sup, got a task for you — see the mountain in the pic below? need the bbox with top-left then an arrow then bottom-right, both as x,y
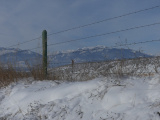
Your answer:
0,46 -> 152,69
0,47 -> 42,68
49,46 -> 152,67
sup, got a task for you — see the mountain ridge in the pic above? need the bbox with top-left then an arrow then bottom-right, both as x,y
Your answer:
0,46 -> 152,68
49,46 -> 152,67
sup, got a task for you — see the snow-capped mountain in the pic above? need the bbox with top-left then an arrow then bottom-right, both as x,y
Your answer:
0,47 -> 42,68
0,46 -> 152,68
49,46 -> 152,67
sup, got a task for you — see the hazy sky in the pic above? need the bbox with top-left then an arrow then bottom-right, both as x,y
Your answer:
0,0 -> 160,55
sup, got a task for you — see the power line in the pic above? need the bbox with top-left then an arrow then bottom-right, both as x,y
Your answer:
17,36 -> 160,63
47,38 -> 160,58
47,5 -> 160,36
7,50 -> 159,71
47,22 -> 160,47
112,39 -> 160,47
6,5 -> 160,49
21,49 -> 155,66
9,23 -> 160,61
12,37 -> 159,66
7,36 -> 41,48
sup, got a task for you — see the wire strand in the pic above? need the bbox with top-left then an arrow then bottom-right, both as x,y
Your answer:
6,5 -> 160,49
47,22 -> 160,47
47,5 -> 160,36
7,36 -> 41,48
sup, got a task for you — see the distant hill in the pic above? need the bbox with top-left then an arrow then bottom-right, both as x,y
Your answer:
49,46 -> 152,67
0,47 -> 42,69
0,46 -> 152,69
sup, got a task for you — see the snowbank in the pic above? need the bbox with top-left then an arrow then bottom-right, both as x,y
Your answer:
1,76 -> 160,120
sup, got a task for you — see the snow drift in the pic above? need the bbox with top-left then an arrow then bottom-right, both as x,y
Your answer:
1,75 -> 160,120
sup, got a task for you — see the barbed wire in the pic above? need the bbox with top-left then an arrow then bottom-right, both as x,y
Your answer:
7,36 -> 42,48
6,5 -> 160,49
4,22 -> 160,66
47,5 -> 160,36
47,38 -> 160,57
47,22 -> 160,47
1,5 -> 160,118
6,36 -> 160,66
28,22 -> 160,51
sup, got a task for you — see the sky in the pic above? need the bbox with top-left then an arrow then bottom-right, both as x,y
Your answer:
0,0 -> 160,55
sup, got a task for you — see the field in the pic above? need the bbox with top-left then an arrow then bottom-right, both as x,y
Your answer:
0,57 -> 160,119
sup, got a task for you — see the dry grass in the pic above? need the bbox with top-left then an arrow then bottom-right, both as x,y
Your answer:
50,56 -> 160,81
0,62 -> 45,87
0,56 -> 160,87
0,65 -> 29,87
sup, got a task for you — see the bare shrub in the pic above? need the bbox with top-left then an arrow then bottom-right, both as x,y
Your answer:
49,56 -> 160,81
0,63 -> 29,87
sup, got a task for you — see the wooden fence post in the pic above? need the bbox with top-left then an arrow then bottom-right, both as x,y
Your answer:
72,59 -> 74,73
42,30 -> 47,78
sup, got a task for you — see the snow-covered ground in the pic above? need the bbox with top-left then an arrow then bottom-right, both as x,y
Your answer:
1,75 -> 160,120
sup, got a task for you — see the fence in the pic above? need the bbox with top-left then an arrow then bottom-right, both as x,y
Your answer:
0,4 -> 160,81
1,4 -> 160,119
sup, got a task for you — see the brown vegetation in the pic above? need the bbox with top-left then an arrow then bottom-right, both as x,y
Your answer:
0,56 -> 160,87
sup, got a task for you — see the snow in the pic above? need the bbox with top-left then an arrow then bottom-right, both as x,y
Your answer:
0,49 -> 17,55
51,46 -> 106,55
1,76 -> 160,119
